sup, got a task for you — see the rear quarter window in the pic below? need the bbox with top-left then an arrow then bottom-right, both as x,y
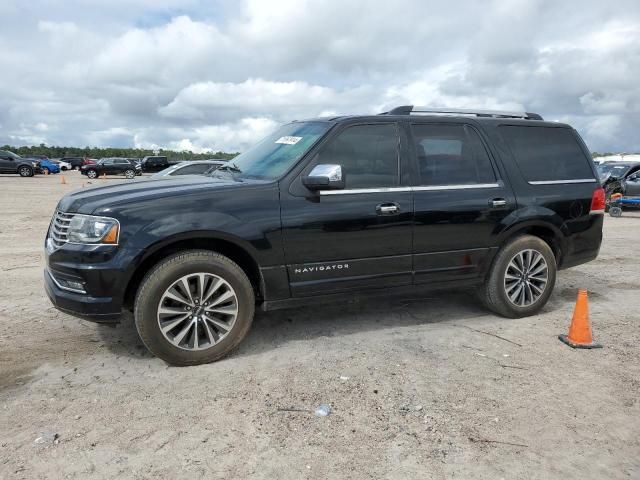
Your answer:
499,126 -> 595,182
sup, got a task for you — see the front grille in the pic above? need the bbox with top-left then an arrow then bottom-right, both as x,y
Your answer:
49,211 -> 76,249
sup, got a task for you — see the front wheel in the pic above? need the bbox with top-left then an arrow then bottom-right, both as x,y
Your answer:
18,166 -> 33,177
86,169 -> 98,179
480,235 -> 556,318
134,250 -> 255,366
124,169 -> 135,179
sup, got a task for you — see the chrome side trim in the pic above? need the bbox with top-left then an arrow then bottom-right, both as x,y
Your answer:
321,187 -> 411,195
412,183 -> 499,191
528,179 -> 596,185
319,183 -> 499,195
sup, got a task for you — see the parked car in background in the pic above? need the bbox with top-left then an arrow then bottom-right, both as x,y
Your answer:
0,150 -> 39,177
45,106 -> 604,365
60,157 -> 86,170
621,170 -> 640,197
141,156 -> 169,172
52,159 -> 72,171
81,158 -> 142,179
596,161 -> 640,208
37,158 -> 61,174
149,160 -> 226,180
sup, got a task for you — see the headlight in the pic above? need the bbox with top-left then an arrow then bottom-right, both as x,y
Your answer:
32,162 -> 38,167
67,215 -> 120,244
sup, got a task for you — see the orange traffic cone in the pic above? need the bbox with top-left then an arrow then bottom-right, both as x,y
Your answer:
102,172 -> 107,179
559,289 -> 602,349
60,175 -> 67,185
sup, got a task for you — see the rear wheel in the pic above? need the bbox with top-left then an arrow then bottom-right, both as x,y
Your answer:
480,235 -> 556,318
18,166 -> 33,177
86,169 -> 98,179
124,169 -> 135,179
134,250 -> 255,366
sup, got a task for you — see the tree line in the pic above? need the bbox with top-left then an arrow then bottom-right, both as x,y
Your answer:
1,144 -> 239,161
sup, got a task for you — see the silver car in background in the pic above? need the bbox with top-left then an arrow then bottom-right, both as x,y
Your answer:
149,160 -> 226,180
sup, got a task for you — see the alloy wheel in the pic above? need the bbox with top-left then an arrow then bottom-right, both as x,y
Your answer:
157,273 -> 239,351
503,249 -> 548,307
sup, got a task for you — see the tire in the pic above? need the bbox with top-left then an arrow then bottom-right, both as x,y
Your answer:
124,169 -> 135,179
134,250 -> 255,366
18,166 -> 33,177
86,169 -> 98,179
61,166 -> 68,171
480,235 -> 556,318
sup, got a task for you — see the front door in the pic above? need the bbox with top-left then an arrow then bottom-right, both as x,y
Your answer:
409,121 -> 516,284
280,122 -> 413,296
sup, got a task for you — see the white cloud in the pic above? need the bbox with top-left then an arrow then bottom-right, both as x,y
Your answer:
0,1 -> 639,153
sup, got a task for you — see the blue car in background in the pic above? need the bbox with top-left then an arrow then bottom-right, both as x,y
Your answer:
36,158 -> 60,174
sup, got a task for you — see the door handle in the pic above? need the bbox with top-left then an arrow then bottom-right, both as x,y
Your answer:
490,198 -> 508,208
376,203 -> 400,215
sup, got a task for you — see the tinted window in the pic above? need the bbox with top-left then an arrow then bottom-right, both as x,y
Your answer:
217,122 -> 330,181
314,124 -> 399,189
172,164 -> 210,175
411,124 -> 495,186
500,126 -> 594,182
102,159 -> 114,165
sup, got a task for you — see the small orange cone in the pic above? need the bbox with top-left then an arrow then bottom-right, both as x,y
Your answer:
559,289 -> 602,349
102,172 -> 107,179
60,175 -> 67,185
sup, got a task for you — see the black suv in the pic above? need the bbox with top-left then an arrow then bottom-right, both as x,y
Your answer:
141,156 -> 169,172
81,158 -> 142,179
0,150 -> 40,177
45,107 -> 604,365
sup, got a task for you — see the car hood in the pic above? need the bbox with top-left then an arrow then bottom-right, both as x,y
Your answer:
57,175 -> 269,215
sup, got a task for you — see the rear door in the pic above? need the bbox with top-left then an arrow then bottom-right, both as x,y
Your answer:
280,122 -> 414,296
409,121 -> 516,284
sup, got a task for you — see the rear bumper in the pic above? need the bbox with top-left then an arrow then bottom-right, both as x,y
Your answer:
558,214 -> 603,270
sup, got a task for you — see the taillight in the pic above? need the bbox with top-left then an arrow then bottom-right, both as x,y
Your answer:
590,187 -> 605,214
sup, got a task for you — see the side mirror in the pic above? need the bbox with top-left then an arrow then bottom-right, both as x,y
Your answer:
302,164 -> 345,191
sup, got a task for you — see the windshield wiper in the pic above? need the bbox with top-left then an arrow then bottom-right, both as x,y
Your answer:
216,163 -> 242,173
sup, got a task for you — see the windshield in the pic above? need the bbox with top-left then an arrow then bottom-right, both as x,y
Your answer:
597,164 -> 630,179
209,122 -> 331,180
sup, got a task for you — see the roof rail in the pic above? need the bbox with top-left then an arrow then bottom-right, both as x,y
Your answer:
382,105 -> 543,120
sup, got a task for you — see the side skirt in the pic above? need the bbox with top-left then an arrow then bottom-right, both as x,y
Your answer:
260,278 -> 482,312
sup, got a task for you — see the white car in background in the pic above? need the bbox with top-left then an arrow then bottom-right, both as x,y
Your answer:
149,160 -> 227,180
52,159 -> 72,171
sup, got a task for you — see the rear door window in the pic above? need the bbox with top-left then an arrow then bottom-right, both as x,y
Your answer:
499,126 -> 595,182
411,123 -> 496,186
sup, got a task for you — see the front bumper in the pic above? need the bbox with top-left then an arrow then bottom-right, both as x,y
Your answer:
44,242 -> 144,324
45,269 -> 122,322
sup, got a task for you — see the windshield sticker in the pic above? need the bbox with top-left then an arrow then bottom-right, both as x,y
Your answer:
275,136 -> 302,145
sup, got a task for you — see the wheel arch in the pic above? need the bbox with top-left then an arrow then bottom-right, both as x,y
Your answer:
123,234 -> 262,310
498,221 -> 565,265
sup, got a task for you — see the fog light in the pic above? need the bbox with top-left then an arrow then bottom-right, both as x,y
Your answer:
49,270 -> 87,294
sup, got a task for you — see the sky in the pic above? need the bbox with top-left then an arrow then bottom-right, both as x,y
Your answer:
0,0 -> 638,153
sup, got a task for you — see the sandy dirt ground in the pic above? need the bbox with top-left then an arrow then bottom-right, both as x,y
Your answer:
0,172 -> 639,479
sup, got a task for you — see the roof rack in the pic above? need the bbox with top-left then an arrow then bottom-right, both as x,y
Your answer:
381,106 -> 543,120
